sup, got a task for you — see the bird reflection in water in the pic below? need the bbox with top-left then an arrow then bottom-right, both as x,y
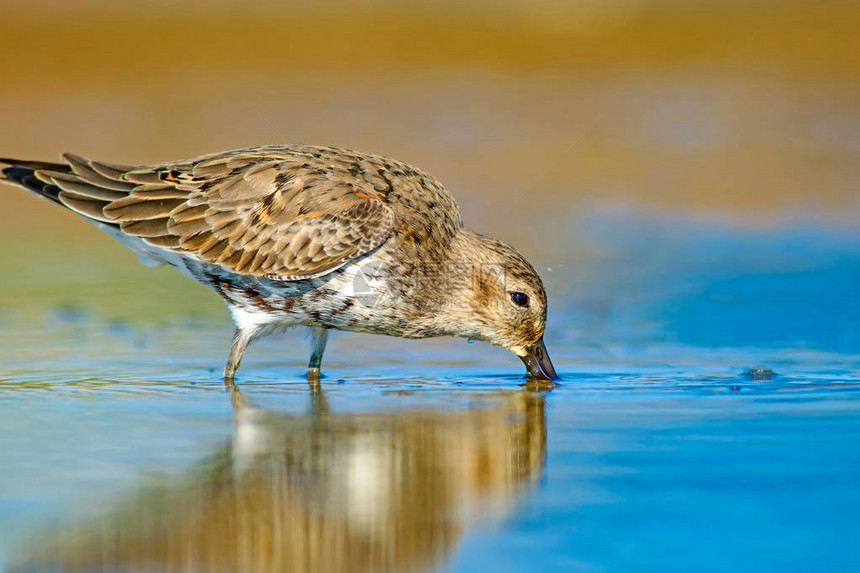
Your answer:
12,383 -> 547,573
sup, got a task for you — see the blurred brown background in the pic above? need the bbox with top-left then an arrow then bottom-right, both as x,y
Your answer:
1,0 -> 858,318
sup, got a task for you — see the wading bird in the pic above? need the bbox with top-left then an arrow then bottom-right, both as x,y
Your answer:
1,145 -> 557,381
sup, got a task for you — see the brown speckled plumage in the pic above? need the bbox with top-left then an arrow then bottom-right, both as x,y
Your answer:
1,145 -> 557,381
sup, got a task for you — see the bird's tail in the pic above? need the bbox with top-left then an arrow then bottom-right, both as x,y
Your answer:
0,157 -> 72,205
0,155 -> 173,269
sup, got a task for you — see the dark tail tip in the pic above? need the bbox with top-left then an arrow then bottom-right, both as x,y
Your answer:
0,157 -> 71,171
1,162 -> 64,204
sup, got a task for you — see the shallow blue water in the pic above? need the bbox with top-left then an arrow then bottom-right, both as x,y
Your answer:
1,211 -> 858,572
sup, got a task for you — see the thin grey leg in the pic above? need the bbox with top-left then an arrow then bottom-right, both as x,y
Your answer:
224,327 -> 253,383
307,326 -> 328,378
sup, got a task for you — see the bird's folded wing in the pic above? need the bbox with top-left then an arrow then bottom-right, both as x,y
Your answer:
35,148 -> 395,279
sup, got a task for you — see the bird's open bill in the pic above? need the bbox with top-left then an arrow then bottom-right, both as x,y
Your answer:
520,337 -> 559,380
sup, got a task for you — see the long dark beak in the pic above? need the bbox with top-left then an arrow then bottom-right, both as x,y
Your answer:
519,337 -> 559,380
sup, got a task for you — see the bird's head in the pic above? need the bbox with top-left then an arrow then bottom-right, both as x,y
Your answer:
439,232 -> 558,380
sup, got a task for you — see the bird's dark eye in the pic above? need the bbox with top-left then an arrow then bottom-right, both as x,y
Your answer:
510,292 -> 529,307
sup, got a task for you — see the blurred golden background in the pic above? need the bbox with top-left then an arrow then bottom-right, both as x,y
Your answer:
1,0 -> 858,318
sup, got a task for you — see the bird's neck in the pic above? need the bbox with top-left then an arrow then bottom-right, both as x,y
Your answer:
403,230 -> 495,340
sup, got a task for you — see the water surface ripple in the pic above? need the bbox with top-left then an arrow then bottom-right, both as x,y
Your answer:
1,213 -> 858,572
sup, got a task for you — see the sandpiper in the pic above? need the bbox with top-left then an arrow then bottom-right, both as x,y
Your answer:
1,145 -> 557,381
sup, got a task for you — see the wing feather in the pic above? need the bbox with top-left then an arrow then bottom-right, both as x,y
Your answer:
104,197 -> 187,221
13,145 -> 425,279
57,193 -> 114,222
89,160 -> 135,180
120,218 -> 170,237
62,153 -> 136,191
39,170 -> 128,201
